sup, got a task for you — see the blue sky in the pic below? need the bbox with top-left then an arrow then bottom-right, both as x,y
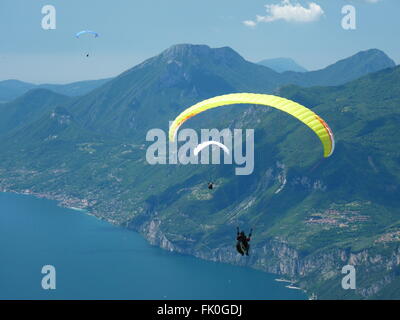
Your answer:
0,0 -> 398,83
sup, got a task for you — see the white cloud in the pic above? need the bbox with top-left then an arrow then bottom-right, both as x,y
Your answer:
243,20 -> 257,28
243,0 -> 324,27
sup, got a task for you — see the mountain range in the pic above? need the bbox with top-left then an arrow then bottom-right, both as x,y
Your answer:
0,78 -> 111,103
0,44 -> 398,299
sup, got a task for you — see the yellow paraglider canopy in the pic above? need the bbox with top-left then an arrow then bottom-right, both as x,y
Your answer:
169,93 -> 334,157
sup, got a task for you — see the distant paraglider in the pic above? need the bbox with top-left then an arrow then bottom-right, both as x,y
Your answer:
194,142 -> 229,190
75,30 -> 99,58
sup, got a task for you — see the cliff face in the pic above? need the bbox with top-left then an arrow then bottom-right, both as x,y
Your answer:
129,214 -> 400,299
126,152 -> 400,300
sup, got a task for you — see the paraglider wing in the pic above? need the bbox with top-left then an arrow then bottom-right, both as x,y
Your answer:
194,141 -> 230,156
169,93 -> 334,158
75,30 -> 99,38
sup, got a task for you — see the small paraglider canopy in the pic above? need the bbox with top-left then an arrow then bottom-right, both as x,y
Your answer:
194,141 -> 230,157
75,30 -> 99,38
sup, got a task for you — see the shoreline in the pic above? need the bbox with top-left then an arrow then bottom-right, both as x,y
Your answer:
274,278 -> 293,283
68,206 -> 87,212
275,278 -> 308,296
0,188 -> 310,299
285,285 -> 302,290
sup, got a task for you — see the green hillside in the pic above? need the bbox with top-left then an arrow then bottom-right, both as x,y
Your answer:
0,45 -> 399,299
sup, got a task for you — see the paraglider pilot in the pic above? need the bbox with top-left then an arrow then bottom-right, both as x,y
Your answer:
236,227 -> 252,256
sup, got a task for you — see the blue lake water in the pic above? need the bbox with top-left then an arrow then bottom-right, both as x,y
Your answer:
0,192 -> 306,300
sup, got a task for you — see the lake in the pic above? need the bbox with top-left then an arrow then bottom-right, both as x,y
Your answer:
0,192 -> 306,300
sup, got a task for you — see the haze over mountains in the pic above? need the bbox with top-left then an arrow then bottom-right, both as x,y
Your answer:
0,46 -> 394,103
0,44 -> 399,299
258,57 -> 308,73
0,78 -> 111,103
4,45 -> 395,140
